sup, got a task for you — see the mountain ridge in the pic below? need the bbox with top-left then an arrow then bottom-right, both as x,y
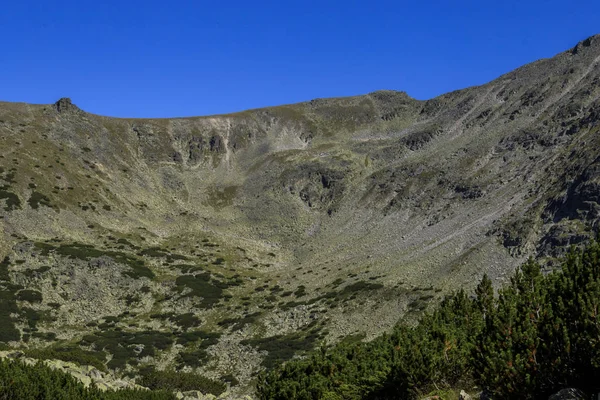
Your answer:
1,34 -> 600,395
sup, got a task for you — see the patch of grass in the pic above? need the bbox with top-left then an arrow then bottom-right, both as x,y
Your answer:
213,257 -> 225,265
175,349 -> 210,368
174,273 -> 223,308
166,254 -> 189,262
177,264 -> 204,274
220,373 -> 239,387
294,285 -> 307,297
408,299 -> 428,312
0,289 -> 20,342
172,313 -> 201,330
31,331 -> 57,341
175,330 -> 221,366
140,247 -> 169,258
241,327 -> 325,369
22,265 -> 51,278
176,330 -> 220,347
203,185 -> 238,210
16,289 -> 42,303
24,345 -> 108,372
138,366 -> 226,396
331,278 -> 344,287
34,242 -> 154,280
278,280 -> 384,311
19,307 -> 44,329
116,238 -> 136,247
0,258 -> 20,342
151,312 -> 201,331
124,263 -> 154,280
0,256 -> 10,281
28,191 -> 52,209
217,312 -> 262,331
339,281 -> 384,295
0,186 -> 21,211
81,329 -> 174,370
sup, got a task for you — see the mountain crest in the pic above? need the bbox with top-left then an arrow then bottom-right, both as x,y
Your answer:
571,34 -> 600,54
54,97 -> 81,114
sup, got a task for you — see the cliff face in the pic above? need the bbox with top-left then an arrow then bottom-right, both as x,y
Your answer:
1,35 -> 600,392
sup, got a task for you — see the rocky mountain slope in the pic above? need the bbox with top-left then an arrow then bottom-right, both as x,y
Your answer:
1,34 -> 600,395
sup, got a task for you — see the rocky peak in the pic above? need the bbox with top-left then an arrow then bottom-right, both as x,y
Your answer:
54,97 -> 81,114
571,34 -> 600,55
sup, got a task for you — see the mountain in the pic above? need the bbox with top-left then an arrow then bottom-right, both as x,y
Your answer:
1,34 -> 600,395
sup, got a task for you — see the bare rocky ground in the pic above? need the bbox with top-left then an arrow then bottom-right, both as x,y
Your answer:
1,35 -> 600,396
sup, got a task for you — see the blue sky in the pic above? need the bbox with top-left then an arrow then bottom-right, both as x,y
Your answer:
1,1 -> 599,118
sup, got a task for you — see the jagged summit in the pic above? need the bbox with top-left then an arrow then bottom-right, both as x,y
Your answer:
54,97 -> 81,113
571,33 -> 600,54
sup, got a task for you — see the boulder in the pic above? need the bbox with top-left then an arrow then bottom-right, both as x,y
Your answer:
45,359 -> 65,370
71,371 -> 92,387
548,388 -> 587,400
22,358 -> 37,366
459,390 -> 472,400
54,98 -> 81,113
182,390 -> 203,399
95,382 -> 110,392
87,367 -> 104,380
111,379 -> 131,389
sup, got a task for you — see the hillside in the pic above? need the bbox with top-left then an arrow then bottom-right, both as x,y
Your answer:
1,34 -> 600,395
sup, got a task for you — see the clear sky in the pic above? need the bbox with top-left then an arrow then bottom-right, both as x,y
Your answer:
2,1 -> 599,118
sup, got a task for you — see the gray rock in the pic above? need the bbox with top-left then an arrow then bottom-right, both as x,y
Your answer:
87,367 -> 104,380
459,390 -> 472,400
132,344 -> 145,355
182,390 -> 203,400
111,379 -> 131,389
95,382 -> 110,392
22,358 -> 37,366
54,97 -> 81,113
548,388 -> 587,400
71,372 -> 92,387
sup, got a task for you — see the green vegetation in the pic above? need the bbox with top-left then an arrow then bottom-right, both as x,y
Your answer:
34,242 -> 154,280
176,330 -> 221,367
0,257 -> 20,343
243,325 -> 326,369
256,241 -> 600,399
16,289 -> 43,303
174,273 -> 223,308
138,366 -> 226,396
149,312 -> 201,330
81,329 -> 174,370
0,358 -> 175,399
204,185 -> 238,210
28,191 -> 52,209
218,312 -> 262,331
0,185 -> 21,211
24,345 -> 108,372
176,330 -> 220,347
278,280 -> 383,311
